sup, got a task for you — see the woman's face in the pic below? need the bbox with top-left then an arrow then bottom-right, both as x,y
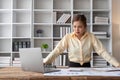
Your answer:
73,21 -> 86,37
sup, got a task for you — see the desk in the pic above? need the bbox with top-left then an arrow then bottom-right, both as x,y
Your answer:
0,67 -> 120,80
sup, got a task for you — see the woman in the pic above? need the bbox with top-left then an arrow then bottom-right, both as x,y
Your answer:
44,14 -> 120,67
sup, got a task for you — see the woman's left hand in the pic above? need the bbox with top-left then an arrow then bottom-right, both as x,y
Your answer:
116,64 -> 120,68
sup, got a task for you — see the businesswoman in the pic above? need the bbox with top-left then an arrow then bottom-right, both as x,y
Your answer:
44,14 -> 120,67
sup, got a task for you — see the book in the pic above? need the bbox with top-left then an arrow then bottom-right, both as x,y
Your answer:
0,57 -> 11,60
63,55 -> 66,66
54,56 -> 60,66
53,12 -> 57,23
0,64 -> 10,67
93,31 -> 108,38
13,64 -> 21,67
13,60 -> 21,64
14,58 -> 20,61
0,60 -> 10,64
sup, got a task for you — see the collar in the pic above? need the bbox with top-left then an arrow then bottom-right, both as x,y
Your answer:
71,31 -> 88,39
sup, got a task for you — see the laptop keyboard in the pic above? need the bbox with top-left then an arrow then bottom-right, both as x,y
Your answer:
44,64 -> 56,68
44,64 -> 59,72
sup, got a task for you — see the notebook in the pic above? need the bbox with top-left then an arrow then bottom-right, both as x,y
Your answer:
19,48 -> 60,73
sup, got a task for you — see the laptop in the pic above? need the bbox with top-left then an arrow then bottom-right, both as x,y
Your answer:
19,48 -> 60,73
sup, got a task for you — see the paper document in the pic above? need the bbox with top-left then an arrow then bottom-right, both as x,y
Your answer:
44,67 -> 120,76
92,67 -> 120,72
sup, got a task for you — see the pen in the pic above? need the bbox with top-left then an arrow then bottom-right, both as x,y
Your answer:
106,69 -> 120,72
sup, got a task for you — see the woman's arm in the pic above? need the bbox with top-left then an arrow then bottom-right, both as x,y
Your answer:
91,34 -> 120,67
43,34 -> 69,64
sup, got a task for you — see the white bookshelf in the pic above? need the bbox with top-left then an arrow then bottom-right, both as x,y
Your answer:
0,0 -> 12,67
0,0 -> 112,67
92,0 -> 112,67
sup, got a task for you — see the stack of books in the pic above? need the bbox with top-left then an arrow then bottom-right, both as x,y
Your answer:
0,57 -> 10,67
13,58 -> 21,67
93,53 -> 108,67
94,16 -> 109,24
57,13 -> 71,24
93,59 -> 107,67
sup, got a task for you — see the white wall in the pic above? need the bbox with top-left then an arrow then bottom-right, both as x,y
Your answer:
112,0 -> 120,62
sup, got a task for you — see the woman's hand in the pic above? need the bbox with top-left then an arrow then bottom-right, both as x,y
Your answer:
116,64 -> 120,68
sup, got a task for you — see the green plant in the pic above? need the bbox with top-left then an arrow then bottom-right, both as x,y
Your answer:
41,43 -> 49,49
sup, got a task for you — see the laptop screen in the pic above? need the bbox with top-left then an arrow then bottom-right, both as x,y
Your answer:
19,48 -> 45,73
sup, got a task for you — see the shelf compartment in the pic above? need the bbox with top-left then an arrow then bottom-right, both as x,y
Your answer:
12,53 -> 20,59
93,11 -> 110,24
0,39 -> 11,52
34,39 -> 52,51
0,12 -> 12,23
87,25 -> 91,32
53,0 -> 71,10
13,11 -> 31,23
93,25 -> 110,34
92,25 -> 111,39
73,0 -> 91,10
34,0 -> 52,10
0,25 -> 12,37
55,11 -> 71,24
42,52 -> 49,58
0,0 -> 12,9
100,39 -> 111,52
93,0 -> 110,9
34,11 -> 52,23
34,25 -> 52,37
12,24 -> 31,37
13,0 -> 32,9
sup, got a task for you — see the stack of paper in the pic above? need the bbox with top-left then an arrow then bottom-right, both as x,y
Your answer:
44,68 -> 120,76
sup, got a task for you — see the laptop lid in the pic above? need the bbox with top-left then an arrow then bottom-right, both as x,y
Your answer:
19,48 -> 45,73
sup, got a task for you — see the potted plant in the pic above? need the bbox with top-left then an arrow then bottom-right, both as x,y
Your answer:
41,43 -> 49,52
